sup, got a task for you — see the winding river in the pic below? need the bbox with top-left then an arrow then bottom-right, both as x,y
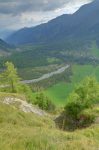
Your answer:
22,65 -> 70,84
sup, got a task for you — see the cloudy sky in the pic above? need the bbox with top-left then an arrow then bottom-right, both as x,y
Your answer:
0,0 -> 93,38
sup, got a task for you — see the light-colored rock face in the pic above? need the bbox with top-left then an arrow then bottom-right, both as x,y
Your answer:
3,97 -> 46,116
22,65 -> 70,84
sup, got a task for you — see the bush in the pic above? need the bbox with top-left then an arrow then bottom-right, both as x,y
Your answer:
78,110 -> 95,128
35,93 -> 56,112
18,84 -> 34,103
63,77 -> 99,130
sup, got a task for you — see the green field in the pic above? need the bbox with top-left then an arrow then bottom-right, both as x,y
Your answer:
44,65 -> 99,106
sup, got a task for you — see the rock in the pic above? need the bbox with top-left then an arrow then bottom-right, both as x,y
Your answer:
3,97 -> 47,116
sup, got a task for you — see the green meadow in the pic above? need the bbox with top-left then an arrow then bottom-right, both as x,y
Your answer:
45,65 -> 99,106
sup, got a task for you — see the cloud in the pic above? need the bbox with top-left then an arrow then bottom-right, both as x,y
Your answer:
0,0 -> 69,15
0,0 -> 93,15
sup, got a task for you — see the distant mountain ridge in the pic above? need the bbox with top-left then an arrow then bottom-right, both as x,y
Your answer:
0,39 -> 13,56
6,0 -> 99,50
0,39 -> 11,51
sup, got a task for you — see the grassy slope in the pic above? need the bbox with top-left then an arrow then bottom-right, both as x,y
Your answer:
0,93 -> 99,150
45,65 -> 99,106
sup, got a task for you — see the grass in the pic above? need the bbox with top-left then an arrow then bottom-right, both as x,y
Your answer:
45,82 -> 73,106
0,93 -> 99,150
44,65 -> 99,106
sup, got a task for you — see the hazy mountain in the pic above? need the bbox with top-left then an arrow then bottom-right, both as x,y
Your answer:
0,29 -> 15,40
0,39 -> 13,56
7,0 -> 99,50
0,39 -> 10,50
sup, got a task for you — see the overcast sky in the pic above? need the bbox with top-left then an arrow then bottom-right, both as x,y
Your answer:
0,0 -> 93,32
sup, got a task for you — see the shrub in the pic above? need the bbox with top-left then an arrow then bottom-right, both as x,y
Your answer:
78,109 -> 95,128
63,77 -> 99,130
35,93 -> 56,112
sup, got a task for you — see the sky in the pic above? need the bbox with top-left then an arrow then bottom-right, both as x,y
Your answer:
0,0 -> 93,38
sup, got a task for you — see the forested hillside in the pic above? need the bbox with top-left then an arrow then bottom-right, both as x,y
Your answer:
0,39 -> 12,56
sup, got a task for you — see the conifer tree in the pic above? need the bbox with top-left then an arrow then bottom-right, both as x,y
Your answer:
0,62 -> 21,93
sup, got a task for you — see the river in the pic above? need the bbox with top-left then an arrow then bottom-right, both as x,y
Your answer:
22,65 -> 70,84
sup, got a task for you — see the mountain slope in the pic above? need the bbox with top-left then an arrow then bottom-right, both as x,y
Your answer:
7,0 -> 99,49
0,92 -> 99,150
0,39 -> 10,51
0,39 -> 12,56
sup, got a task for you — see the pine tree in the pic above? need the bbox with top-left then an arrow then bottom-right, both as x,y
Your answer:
0,62 -> 21,93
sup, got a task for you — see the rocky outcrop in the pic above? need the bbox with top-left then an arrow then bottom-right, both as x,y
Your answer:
3,97 -> 47,116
